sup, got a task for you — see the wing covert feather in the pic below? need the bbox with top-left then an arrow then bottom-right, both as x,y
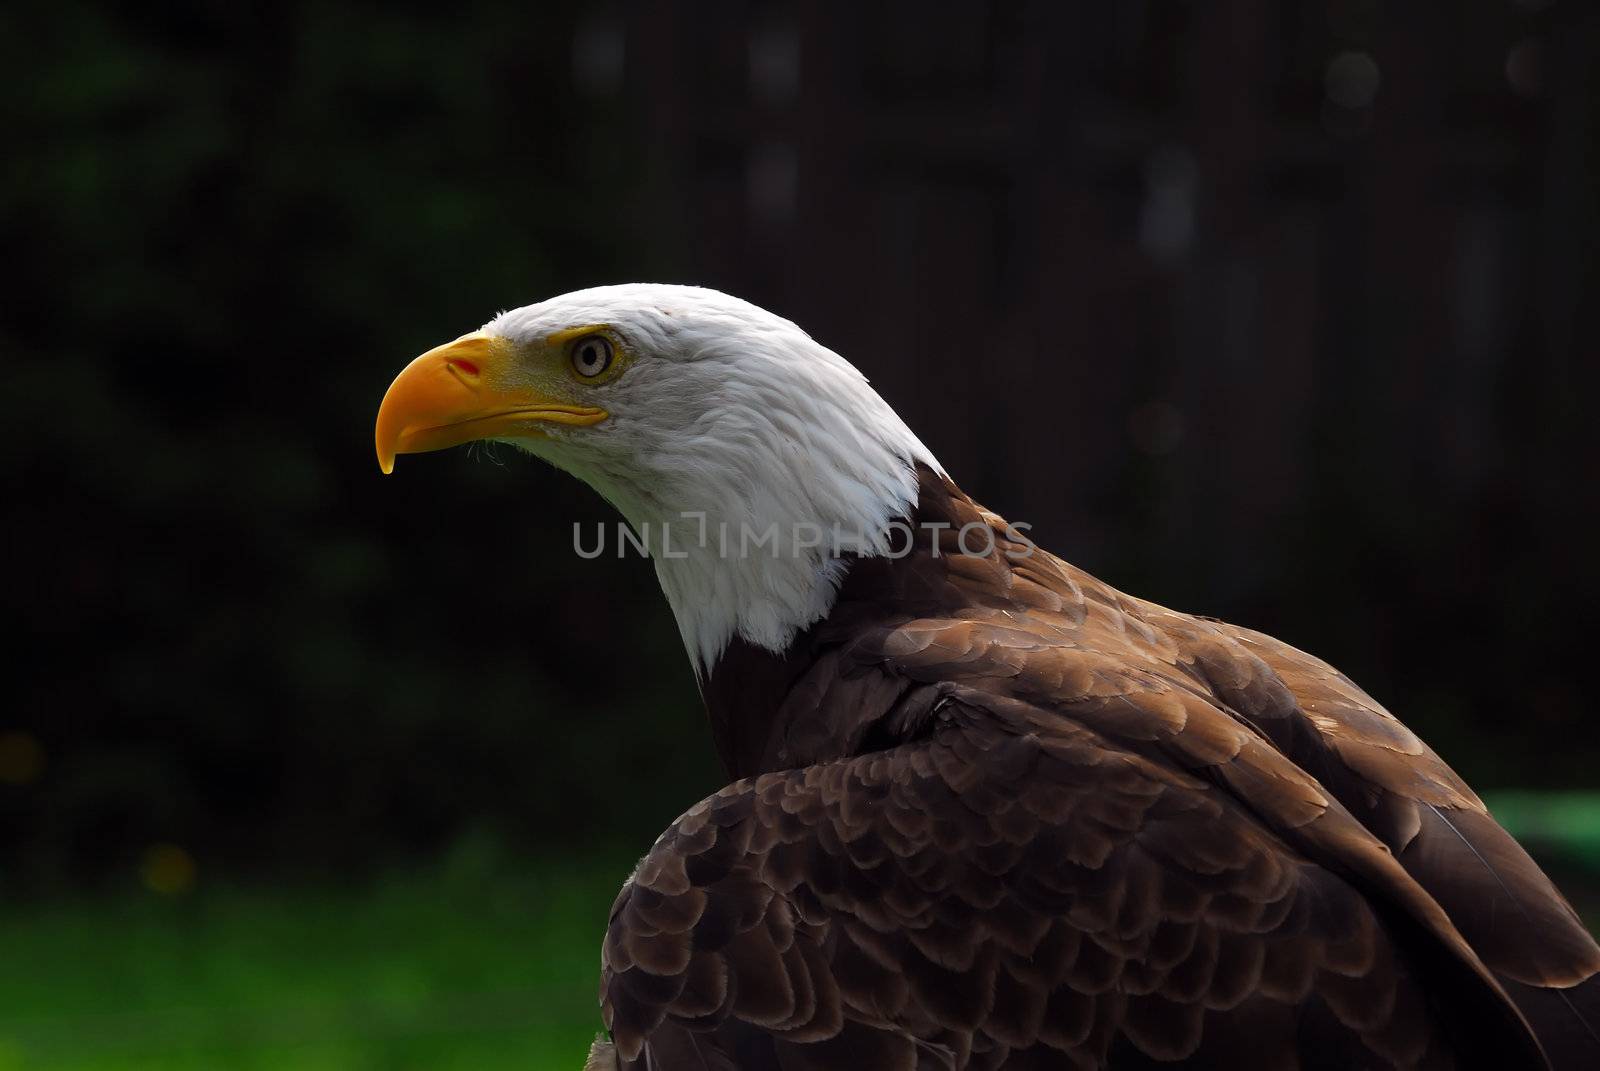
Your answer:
600,721 -> 1525,1069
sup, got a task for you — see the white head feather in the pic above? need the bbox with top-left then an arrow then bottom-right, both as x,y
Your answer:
484,284 -> 943,675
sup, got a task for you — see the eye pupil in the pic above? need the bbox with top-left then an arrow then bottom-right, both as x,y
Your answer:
572,335 -> 613,377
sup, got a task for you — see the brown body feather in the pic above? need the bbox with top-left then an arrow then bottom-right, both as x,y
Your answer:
596,468 -> 1599,1069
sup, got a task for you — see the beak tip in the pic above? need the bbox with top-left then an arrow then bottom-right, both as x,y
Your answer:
376,436 -> 396,475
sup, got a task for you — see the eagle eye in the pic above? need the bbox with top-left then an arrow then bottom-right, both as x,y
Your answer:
569,334 -> 614,379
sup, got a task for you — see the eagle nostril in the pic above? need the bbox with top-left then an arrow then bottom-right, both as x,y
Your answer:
448,358 -> 480,378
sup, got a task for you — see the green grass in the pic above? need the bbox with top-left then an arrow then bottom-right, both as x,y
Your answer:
0,798 -> 1595,1070
0,843 -> 633,1071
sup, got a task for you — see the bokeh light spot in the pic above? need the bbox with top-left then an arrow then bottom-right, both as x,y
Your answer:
141,844 -> 197,896
1129,401 -> 1186,456
1506,39 -> 1542,100
0,732 -> 43,786
1325,51 -> 1382,109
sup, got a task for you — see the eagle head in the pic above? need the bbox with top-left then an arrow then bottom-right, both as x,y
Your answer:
374,283 -> 941,671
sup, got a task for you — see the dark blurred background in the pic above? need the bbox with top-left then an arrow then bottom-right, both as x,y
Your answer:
4,1 -> 1598,1067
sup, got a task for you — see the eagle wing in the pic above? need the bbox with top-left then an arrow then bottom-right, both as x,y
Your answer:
1179,616 -> 1600,1066
884,505 -> 1599,1068
599,704 -> 1541,1069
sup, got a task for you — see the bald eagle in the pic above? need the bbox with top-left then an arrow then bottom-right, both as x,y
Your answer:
376,285 -> 1599,1070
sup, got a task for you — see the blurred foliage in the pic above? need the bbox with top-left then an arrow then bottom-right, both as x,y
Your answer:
2,0 -> 718,895
3,0 -> 1597,909
0,840 -> 630,1068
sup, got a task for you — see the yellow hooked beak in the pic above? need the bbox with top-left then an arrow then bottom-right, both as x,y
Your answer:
374,333 -> 607,474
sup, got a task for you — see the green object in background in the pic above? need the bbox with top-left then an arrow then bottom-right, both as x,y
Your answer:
1484,791 -> 1600,870
0,849 -> 630,1071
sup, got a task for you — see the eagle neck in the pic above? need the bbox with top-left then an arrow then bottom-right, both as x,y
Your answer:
613,443 -> 940,680
699,467 -> 992,778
